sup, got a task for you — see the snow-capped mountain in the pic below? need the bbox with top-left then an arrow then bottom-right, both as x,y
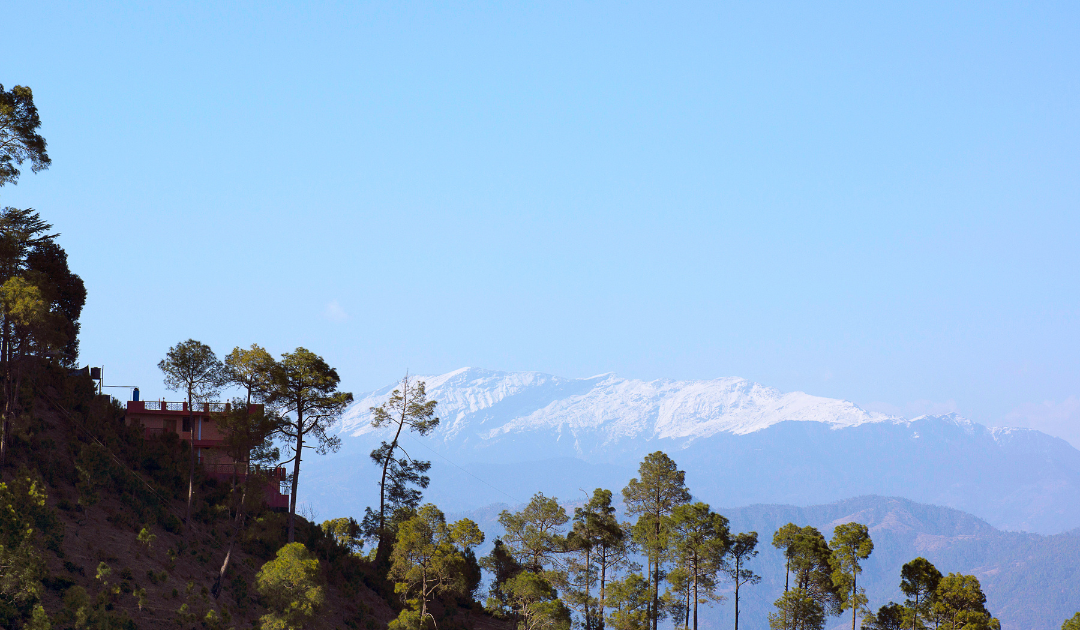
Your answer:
300,368 -> 1080,535
339,367 -> 903,461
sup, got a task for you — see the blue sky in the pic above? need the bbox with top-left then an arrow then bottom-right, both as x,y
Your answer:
4,2 -> 1079,446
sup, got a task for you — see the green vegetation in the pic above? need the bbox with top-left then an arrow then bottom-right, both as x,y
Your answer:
255,543 -> 325,630
365,375 -> 439,568
1063,612 -> 1080,630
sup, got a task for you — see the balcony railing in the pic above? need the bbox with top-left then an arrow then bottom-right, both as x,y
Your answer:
200,462 -> 288,480
129,401 -> 261,414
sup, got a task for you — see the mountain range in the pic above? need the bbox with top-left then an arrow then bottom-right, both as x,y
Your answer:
301,367 -> 1080,535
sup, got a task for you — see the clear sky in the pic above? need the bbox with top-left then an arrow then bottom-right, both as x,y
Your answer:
4,2 -> 1079,447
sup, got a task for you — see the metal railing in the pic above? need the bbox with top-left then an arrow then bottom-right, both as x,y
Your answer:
130,401 -> 250,413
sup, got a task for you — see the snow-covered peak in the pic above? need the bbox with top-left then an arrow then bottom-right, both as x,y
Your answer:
340,368 -> 902,449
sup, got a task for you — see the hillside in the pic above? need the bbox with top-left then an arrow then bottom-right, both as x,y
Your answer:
0,366 -> 506,630
301,367 -> 1080,534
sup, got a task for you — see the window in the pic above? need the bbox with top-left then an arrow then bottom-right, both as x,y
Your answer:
182,416 -> 191,432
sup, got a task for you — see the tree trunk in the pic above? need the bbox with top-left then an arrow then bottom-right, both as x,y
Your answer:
584,545 -> 592,630
287,412 -> 303,543
186,392 -> 195,527
212,480 -> 248,598
851,571 -> 857,630
375,407 -> 407,568
599,547 -> 608,630
733,556 -> 740,630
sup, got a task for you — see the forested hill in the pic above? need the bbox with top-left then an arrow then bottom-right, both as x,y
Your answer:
301,367 -> 1080,534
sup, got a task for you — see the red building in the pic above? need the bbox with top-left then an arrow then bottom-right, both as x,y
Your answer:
125,400 -> 289,510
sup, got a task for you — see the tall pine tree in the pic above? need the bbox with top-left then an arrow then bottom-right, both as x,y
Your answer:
622,451 -> 690,630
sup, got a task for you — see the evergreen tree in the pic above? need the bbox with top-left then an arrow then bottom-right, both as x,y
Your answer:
158,339 -> 224,527
501,571 -> 572,630
900,557 -> 941,630
605,574 -> 651,630
498,492 -> 569,577
268,347 -> 353,543
861,603 -> 909,630
769,590 -> 826,630
321,517 -> 364,554
622,451 -> 691,630
0,84 -> 50,188
564,488 -> 624,630
771,525 -> 840,630
930,574 -> 1000,630
0,209 -> 83,467
387,504 -> 484,629
721,531 -> 761,630
481,538 -> 525,613
666,502 -> 730,630
1062,612 -> 1080,630
365,374 -> 439,567
255,543 -> 325,630
790,526 -> 841,615
829,522 -> 874,630
772,523 -> 800,594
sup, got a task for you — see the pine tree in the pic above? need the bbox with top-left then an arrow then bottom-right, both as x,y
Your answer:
565,489 -> 625,630
772,523 -> 800,595
900,557 -> 941,630
498,492 -> 569,577
722,531 -> 760,630
268,347 -> 353,543
930,574 -> 1000,630
387,504 -> 484,629
365,374 -> 439,568
621,451 -> 691,630
666,502 -> 730,630
0,84 -> 51,188
158,339 -> 224,527
829,522 -> 873,630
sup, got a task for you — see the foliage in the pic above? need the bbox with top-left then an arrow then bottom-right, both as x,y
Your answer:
1063,612 -> 1080,630
665,501 -> 730,630
0,470 -> 53,624
388,504 -> 483,627
222,344 -> 276,404
0,84 -> 51,187
622,451 -> 691,630
900,557 -> 941,630
829,522 -> 873,630
498,492 -> 569,576
158,340 -> 225,403
321,517 -> 364,554
269,347 -> 353,543
563,488 -> 625,630
860,602 -> 910,630
255,542 -> 326,630
159,338 -> 225,526
502,571 -> 572,630
605,574 -> 651,630
769,589 -> 826,630
722,531 -> 761,630
365,375 -> 439,564
481,538 -> 525,613
930,573 -> 1000,630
